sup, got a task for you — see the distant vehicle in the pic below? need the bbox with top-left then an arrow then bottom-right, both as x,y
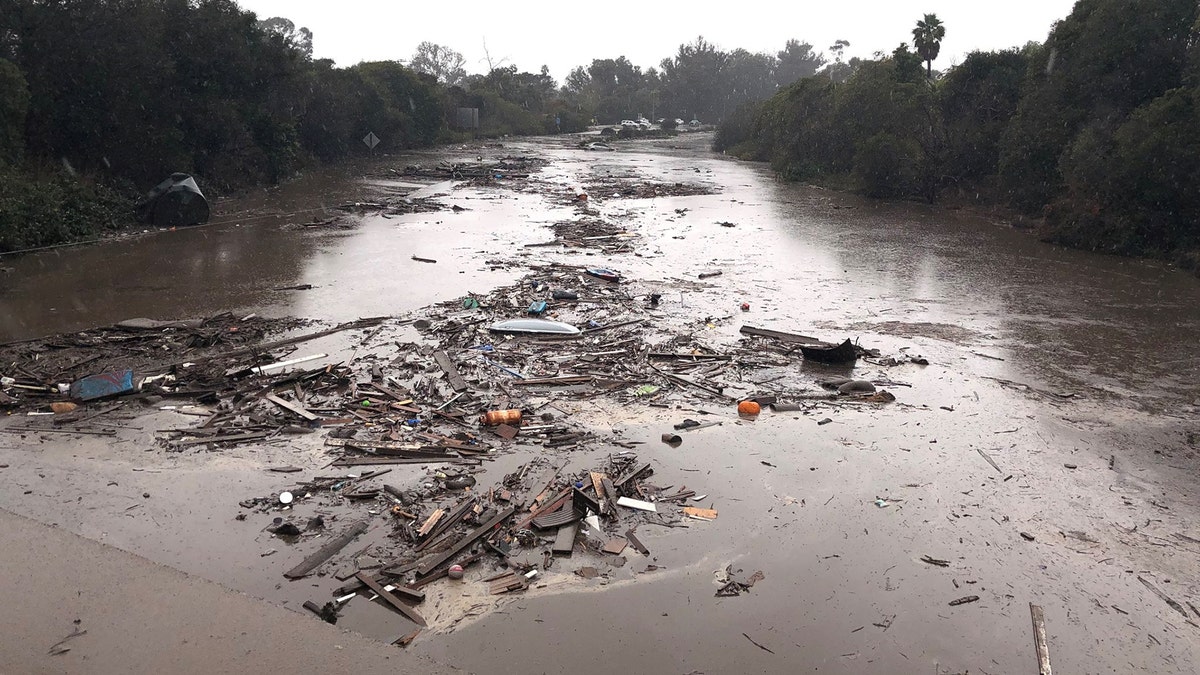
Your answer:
674,118 -> 685,125
620,120 -> 638,128
689,119 -> 701,127
636,119 -> 651,129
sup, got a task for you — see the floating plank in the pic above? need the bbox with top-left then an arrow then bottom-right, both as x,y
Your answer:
356,572 -> 427,626
1030,603 -> 1053,675
553,522 -> 579,556
433,351 -> 468,392
285,520 -> 369,579
416,506 -> 516,576
616,497 -> 657,512
739,325 -> 820,344
263,393 -> 320,421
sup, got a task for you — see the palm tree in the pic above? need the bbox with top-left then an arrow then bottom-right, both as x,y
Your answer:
912,14 -> 946,79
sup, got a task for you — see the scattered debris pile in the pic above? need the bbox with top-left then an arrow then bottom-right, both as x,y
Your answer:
251,449 -> 715,642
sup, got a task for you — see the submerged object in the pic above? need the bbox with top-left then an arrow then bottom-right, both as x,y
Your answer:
586,268 -> 621,282
798,338 -> 858,364
488,318 -> 581,336
137,173 -> 210,227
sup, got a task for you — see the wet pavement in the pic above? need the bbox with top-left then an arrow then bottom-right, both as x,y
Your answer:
3,132 -> 1200,674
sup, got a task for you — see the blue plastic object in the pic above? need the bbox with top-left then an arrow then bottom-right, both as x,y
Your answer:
70,370 -> 136,401
528,301 -> 549,315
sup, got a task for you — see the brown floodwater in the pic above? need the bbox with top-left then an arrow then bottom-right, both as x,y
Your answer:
2,133 -> 1199,674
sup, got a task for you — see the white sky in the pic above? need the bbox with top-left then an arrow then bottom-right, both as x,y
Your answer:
235,0 -> 1079,81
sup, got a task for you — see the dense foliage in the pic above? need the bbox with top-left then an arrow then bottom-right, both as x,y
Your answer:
717,0 -> 1200,268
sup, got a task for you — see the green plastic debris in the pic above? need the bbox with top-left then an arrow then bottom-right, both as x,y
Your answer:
633,384 -> 661,396
462,297 -> 480,309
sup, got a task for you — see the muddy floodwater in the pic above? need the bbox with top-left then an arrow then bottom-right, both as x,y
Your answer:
2,133 -> 1200,674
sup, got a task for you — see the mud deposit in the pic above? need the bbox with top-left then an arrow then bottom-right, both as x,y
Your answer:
3,133 -> 1200,674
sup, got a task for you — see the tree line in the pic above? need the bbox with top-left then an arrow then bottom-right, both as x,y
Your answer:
0,0 -> 847,251
716,1 -> 1200,268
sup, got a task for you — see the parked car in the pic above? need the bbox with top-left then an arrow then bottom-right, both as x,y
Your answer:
620,120 -> 638,128
689,119 -> 701,127
674,118 -> 685,125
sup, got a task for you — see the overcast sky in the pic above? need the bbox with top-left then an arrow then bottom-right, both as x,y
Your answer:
235,0 -> 1079,81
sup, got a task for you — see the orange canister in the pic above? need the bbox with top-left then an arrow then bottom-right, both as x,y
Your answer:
480,409 -> 522,426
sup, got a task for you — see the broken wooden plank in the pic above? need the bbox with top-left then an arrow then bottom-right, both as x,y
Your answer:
976,448 -> 1003,474
613,462 -> 653,489
511,375 -> 594,387
1137,575 -> 1190,618
739,325 -> 821,344
263,393 -> 320,422
433,351 -> 468,392
1030,603 -> 1053,675
415,497 -> 477,551
285,520 -> 369,579
682,506 -> 718,520
333,455 -> 477,467
625,529 -> 649,555
173,431 -> 270,446
552,522 -> 579,556
515,487 -> 572,530
417,509 -> 445,537
416,506 -> 515,576
356,572 -> 427,626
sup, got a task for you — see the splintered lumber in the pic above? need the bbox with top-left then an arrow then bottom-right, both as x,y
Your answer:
682,506 -> 718,520
417,509 -> 445,537
739,325 -> 820,344
1030,603 -> 1053,675
552,522 -> 579,556
433,351 -> 468,392
416,506 -> 515,576
332,456 -> 477,466
415,497 -> 477,551
263,393 -> 320,421
285,520 -> 369,579
515,487 -> 572,530
613,462 -> 653,489
511,375 -> 593,386
174,431 -> 270,446
356,572 -> 427,626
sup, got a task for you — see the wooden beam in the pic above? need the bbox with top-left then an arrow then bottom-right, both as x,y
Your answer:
433,351 -> 468,392
263,393 -> 320,421
1030,603 -> 1052,675
356,572 -> 427,626
416,506 -> 515,576
285,520 -> 369,579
